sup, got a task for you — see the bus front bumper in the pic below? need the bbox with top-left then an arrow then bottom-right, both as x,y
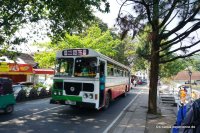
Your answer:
50,99 -> 96,108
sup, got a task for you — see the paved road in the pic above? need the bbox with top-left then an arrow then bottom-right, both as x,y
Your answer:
0,89 -> 138,133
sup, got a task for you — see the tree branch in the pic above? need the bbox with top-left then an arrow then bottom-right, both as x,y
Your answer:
160,22 -> 200,52
160,49 -> 200,64
159,0 -> 179,28
160,11 -> 180,36
141,0 -> 153,26
160,40 -> 200,58
162,3 -> 200,39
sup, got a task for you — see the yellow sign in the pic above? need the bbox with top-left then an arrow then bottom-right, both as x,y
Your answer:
0,62 -> 9,72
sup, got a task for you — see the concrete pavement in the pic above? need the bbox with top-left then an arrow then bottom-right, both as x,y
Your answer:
108,86 -> 176,133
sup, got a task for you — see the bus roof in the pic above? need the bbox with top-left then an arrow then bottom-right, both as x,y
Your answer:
56,48 -> 131,71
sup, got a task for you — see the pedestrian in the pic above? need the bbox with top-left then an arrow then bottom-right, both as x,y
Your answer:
131,77 -> 134,89
172,103 -> 188,133
133,80 -> 137,87
180,98 -> 200,133
172,87 -> 188,133
179,87 -> 187,104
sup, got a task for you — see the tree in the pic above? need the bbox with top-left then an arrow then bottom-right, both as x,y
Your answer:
133,26 -> 187,78
114,36 -> 136,66
34,25 -> 120,68
0,0 -> 110,51
117,0 -> 200,114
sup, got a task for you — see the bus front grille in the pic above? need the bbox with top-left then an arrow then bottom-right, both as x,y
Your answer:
83,83 -> 94,92
64,82 -> 82,95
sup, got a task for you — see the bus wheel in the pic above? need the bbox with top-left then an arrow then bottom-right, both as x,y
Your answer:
5,105 -> 14,114
122,90 -> 127,97
103,92 -> 110,110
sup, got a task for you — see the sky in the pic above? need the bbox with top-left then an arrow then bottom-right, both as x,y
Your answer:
94,0 -> 122,28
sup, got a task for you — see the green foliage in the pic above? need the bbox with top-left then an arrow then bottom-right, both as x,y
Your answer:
114,36 -> 137,66
34,52 -> 55,68
44,0 -> 110,43
0,47 -> 21,61
193,61 -> 200,71
0,0 -> 109,52
189,55 -> 200,71
34,25 -> 120,68
133,57 -> 148,72
159,59 -> 187,78
0,0 -> 49,48
92,17 -> 109,32
33,83 -> 46,90
132,26 -> 151,72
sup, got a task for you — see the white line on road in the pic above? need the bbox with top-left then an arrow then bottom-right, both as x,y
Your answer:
103,90 -> 142,133
0,105 -> 65,125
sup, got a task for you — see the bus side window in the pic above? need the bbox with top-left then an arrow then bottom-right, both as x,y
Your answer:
110,68 -> 114,76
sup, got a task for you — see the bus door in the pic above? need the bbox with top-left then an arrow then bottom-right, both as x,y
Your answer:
99,60 -> 105,107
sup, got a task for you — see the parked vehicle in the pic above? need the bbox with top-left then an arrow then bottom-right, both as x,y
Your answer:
13,85 -> 27,101
13,82 -> 34,100
0,78 -> 16,114
137,80 -> 143,85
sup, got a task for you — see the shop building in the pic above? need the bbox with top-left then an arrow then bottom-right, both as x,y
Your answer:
0,53 -> 54,84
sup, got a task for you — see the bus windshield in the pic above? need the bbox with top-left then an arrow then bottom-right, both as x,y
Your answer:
74,57 -> 97,77
55,58 -> 73,77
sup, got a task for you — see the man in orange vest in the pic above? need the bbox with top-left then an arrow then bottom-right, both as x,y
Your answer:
179,87 -> 187,105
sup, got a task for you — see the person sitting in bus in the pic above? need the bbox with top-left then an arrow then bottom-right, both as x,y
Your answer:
82,66 -> 89,76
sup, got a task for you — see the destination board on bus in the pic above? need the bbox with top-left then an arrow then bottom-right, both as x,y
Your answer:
62,49 -> 89,56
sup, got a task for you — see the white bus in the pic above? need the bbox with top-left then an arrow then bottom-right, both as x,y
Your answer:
50,48 -> 131,109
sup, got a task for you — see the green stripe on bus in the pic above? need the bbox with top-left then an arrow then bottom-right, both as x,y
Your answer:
54,79 -> 63,82
52,95 -> 82,102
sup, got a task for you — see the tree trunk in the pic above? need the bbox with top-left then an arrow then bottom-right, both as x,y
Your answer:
148,0 -> 160,114
148,41 -> 159,114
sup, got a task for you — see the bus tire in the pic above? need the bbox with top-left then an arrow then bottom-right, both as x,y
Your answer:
103,92 -> 110,110
122,91 -> 127,97
5,105 -> 14,114
122,87 -> 127,97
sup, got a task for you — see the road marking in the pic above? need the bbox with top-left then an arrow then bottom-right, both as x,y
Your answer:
103,90 -> 142,133
0,105 -> 65,125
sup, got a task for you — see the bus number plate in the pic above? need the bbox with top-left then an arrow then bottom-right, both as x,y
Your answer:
65,101 -> 76,105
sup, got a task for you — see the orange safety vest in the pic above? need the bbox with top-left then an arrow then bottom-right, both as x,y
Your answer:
180,89 -> 187,99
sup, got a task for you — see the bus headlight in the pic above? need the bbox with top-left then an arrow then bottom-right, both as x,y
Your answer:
83,93 -> 88,98
89,94 -> 93,99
